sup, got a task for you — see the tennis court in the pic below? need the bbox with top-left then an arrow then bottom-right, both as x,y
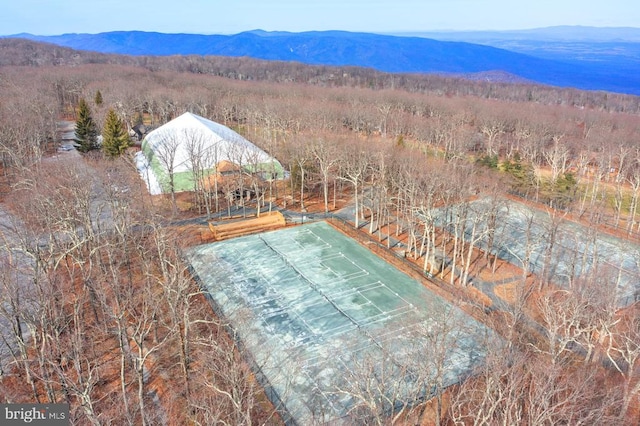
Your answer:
432,198 -> 640,306
185,221 -> 491,424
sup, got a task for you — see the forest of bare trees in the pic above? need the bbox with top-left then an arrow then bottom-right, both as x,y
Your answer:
0,39 -> 639,424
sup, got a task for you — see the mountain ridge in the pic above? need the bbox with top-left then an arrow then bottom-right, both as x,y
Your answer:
5,29 -> 640,95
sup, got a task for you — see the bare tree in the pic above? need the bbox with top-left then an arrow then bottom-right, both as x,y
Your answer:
480,119 -> 505,157
449,345 -> 621,425
339,141 -> 372,228
147,129 -> 182,214
128,276 -> 172,426
626,157 -> 640,236
310,136 -> 339,213
606,308 -> 640,421
542,134 -> 570,183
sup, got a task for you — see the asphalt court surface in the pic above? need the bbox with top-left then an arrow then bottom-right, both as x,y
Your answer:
186,221 -> 489,423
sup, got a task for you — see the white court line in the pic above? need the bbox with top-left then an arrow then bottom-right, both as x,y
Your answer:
307,319 -> 357,338
254,227 -> 425,355
312,280 -> 383,302
294,252 -> 343,267
263,229 -> 332,254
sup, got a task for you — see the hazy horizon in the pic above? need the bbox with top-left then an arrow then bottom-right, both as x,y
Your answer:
3,0 -> 638,36
5,25 -> 640,38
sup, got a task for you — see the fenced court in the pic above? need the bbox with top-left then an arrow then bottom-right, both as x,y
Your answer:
185,221 -> 491,424
432,198 -> 640,306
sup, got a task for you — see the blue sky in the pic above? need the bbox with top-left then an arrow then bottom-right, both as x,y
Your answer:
2,0 -> 638,35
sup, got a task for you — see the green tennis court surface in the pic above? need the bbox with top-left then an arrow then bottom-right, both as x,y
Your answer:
186,221 -> 491,424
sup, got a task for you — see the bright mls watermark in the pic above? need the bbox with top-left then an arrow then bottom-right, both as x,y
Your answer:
1,404 -> 69,425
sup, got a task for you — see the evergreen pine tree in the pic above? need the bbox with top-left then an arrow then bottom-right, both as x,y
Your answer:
94,90 -> 103,106
102,109 -> 131,158
74,98 -> 98,153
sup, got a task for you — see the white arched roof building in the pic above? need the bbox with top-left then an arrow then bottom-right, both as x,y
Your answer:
136,112 -> 282,194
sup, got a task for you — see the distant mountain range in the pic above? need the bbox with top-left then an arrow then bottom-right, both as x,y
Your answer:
402,26 -> 640,69
5,27 -> 640,95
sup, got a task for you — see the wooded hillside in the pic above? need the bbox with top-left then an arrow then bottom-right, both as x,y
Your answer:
0,40 -> 639,424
